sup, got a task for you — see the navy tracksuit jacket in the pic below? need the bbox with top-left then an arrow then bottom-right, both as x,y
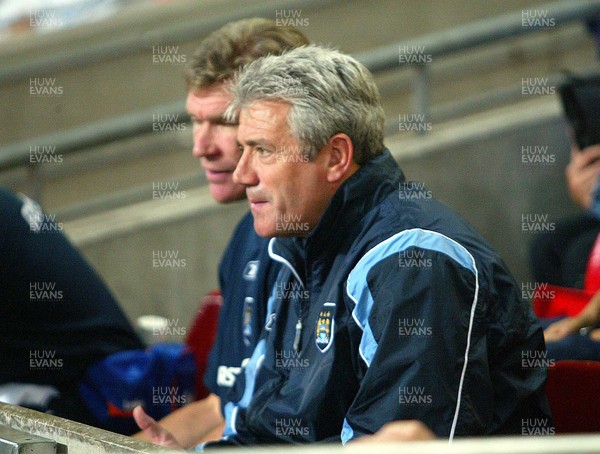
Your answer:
205,149 -> 551,447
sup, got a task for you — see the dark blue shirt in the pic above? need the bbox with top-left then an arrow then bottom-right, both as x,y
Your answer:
204,211 -> 279,409
0,188 -> 144,390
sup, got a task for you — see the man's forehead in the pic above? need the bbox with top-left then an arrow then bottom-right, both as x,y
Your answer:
186,85 -> 232,115
239,101 -> 289,126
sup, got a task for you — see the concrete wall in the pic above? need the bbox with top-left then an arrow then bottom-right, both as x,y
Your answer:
0,0 -> 551,143
389,97 -> 578,287
4,0 -> 594,215
65,188 -> 247,332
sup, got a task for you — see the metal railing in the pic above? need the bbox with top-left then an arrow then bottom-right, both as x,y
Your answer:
0,100 -> 186,172
1,0 -> 599,211
0,0 -> 342,86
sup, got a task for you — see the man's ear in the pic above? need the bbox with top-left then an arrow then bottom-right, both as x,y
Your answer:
325,133 -> 355,183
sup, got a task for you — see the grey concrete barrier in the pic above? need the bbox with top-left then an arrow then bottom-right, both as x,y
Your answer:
0,402 -> 174,454
2,402 -> 600,453
0,425 -> 58,453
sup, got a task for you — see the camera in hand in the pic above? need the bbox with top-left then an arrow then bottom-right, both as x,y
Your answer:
558,75 -> 600,149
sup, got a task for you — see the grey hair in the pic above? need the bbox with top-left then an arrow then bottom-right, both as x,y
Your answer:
225,45 -> 385,164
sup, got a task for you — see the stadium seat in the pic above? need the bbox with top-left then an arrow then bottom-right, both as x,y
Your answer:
533,233 -> 600,318
533,285 -> 591,318
584,234 -> 600,293
546,360 -> 600,433
185,291 -> 222,400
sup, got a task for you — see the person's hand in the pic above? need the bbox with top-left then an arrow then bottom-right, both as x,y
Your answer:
565,144 -> 600,209
545,290 -> 600,342
351,420 -> 436,444
544,316 -> 584,342
133,406 -> 184,450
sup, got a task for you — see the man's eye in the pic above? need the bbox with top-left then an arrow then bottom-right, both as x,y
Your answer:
237,144 -> 244,153
256,147 -> 270,155
217,119 -> 238,127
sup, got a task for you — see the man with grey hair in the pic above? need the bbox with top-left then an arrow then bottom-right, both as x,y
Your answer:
132,18 -> 309,448
200,44 -> 551,445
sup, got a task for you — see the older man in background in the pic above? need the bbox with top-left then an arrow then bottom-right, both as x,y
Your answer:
133,18 -> 309,448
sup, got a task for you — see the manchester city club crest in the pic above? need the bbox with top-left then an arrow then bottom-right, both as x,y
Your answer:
242,261 -> 259,281
315,302 -> 335,352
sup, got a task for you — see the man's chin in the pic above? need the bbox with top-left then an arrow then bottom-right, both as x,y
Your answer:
209,184 -> 246,204
252,222 -> 277,239
253,223 -> 304,239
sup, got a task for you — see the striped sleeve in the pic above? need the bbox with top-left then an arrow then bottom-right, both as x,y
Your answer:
342,229 -> 483,443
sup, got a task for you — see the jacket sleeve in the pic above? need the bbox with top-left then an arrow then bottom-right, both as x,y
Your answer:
590,175 -> 600,219
341,229 -> 500,442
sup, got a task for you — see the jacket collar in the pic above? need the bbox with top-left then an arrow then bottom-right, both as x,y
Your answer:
269,149 -> 405,279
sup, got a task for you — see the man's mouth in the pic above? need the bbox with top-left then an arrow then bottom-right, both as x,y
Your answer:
248,197 -> 268,210
205,169 -> 233,183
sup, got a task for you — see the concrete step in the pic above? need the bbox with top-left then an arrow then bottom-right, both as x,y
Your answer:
3,0 -> 590,215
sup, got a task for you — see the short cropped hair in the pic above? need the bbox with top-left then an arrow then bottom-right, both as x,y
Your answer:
226,45 -> 385,165
185,18 -> 310,90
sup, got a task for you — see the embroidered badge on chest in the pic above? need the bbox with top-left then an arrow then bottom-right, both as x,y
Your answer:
315,302 -> 336,352
243,261 -> 259,281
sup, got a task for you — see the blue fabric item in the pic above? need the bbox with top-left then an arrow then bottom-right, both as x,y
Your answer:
79,343 -> 195,434
203,211 -> 279,411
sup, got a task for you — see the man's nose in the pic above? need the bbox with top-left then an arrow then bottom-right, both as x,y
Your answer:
233,148 -> 258,186
192,122 -> 216,158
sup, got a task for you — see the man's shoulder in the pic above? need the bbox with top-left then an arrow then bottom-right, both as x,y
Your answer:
0,188 -> 22,218
349,193 -> 503,284
0,189 -> 40,234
